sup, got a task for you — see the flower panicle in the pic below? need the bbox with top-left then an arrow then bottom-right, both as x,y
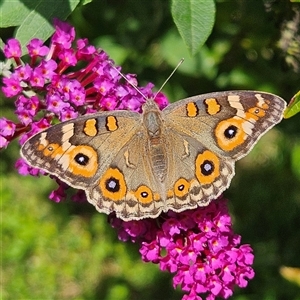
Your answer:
110,196 -> 255,300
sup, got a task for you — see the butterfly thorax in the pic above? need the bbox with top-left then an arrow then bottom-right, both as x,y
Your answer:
143,100 -> 167,183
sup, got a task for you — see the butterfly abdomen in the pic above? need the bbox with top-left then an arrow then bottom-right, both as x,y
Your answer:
143,102 -> 168,182
149,142 -> 167,183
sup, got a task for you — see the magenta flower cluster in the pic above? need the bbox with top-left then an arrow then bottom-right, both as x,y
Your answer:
1,19 -> 255,299
110,196 -> 254,300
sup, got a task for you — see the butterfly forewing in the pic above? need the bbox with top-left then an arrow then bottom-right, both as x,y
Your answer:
21,110 -> 142,189
163,91 -> 286,159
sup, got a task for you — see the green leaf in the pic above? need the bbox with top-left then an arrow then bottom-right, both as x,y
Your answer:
159,29 -> 218,79
291,143 -> 300,180
80,0 -> 93,5
0,0 -> 80,54
284,90 -> 300,118
0,38 -> 4,51
171,0 -> 215,55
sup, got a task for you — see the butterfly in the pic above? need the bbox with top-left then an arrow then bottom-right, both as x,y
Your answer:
21,91 -> 286,221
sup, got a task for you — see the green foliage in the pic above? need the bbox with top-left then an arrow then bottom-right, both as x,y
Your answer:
2,174 -> 165,300
171,0 -> 215,55
291,142 -> 300,180
0,0 -> 80,53
284,91 -> 300,118
1,0 -> 300,299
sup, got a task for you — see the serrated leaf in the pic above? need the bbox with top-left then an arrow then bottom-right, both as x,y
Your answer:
171,0 -> 215,56
0,0 -> 80,54
284,90 -> 300,118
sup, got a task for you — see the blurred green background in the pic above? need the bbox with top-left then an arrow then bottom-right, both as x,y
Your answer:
1,0 -> 300,299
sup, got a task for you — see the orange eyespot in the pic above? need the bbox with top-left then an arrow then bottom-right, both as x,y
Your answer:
134,185 -> 153,204
99,167 -> 127,201
67,145 -> 98,177
215,118 -> 247,151
247,107 -> 265,118
195,151 -> 220,185
43,143 -> 61,157
174,178 -> 190,198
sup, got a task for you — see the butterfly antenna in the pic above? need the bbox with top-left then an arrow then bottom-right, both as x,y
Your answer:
109,58 -> 184,100
153,58 -> 184,100
109,62 -> 148,101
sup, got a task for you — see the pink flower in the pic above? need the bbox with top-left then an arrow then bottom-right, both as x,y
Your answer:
27,38 -> 49,57
52,18 -> 76,49
49,181 -> 68,202
13,64 -> 32,81
0,136 -> 8,148
3,38 -> 22,59
0,118 -> 16,136
15,158 -> 42,176
2,77 -> 22,97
